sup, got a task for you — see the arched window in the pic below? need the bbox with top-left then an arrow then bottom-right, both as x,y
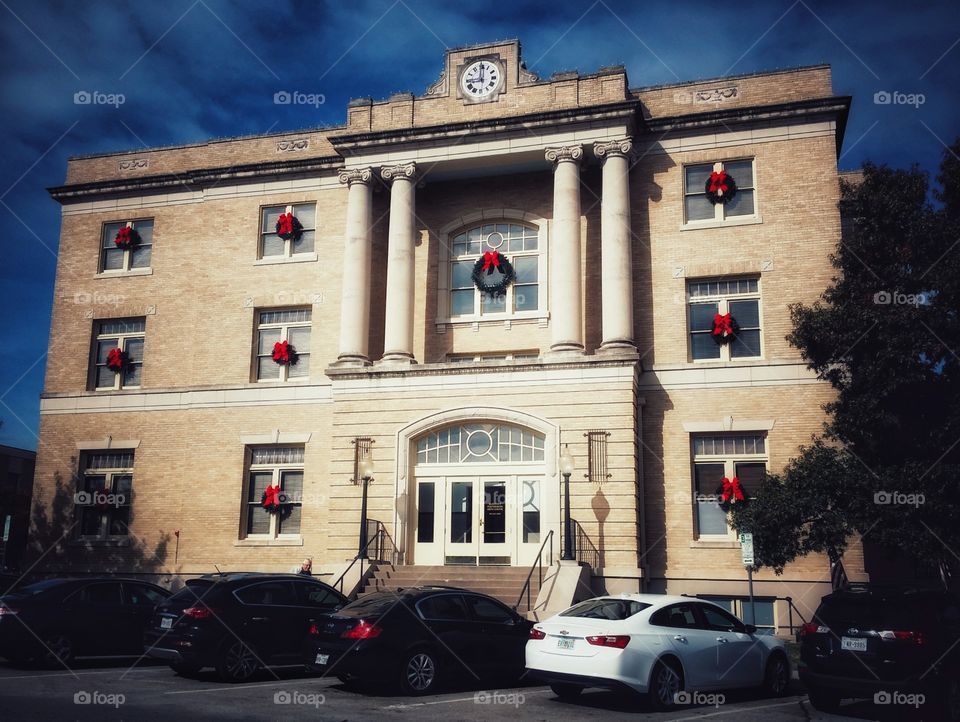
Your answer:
448,222 -> 541,319
416,423 -> 545,464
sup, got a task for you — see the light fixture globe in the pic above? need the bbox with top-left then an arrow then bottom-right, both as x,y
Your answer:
359,455 -> 375,480
559,447 -> 575,476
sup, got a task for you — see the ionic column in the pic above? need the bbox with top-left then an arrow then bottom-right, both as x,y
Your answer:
545,144 -> 584,353
594,138 -> 636,352
380,162 -> 418,364
335,167 -> 374,365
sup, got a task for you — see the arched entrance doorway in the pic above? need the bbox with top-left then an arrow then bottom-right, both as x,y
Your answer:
394,409 -> 560,566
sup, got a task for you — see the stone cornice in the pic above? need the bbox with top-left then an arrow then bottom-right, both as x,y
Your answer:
325,355 -> 639,381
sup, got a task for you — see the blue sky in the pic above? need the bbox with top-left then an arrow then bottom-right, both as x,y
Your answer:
0,0 -> 957,451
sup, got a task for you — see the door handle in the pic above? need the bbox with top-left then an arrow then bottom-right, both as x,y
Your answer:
716,637 -> 728,643
673,635 -> 686,642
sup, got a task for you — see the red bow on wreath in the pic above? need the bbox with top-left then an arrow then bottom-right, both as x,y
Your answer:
106,347 -> 127,372
277,213 -> 294,236
720,476 -> 745,504
114,226 -> 138,249
481,250 -> 501,275
261,484 -> 282,510
272,340 -> 294,364
709,171 -> 729,196
713,313 -> 734,338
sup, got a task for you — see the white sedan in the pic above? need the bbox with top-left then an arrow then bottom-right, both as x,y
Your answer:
525,594 -> 790,710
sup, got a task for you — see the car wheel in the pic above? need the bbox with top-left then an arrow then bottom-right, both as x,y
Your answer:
398,647 -> 441,696
216,640 -> 260,682
549,682 -> 583,700
807,685 -> 841,713
648,658 -> 682,711
41,633 -> 74,668
762,654 -> 790,697
170,662 -> 202,678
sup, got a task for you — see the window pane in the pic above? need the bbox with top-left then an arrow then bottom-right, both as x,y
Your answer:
95,366 -> 116,388
102,249 -> 125,270
685,195 -> 715,222
419,595 -> 467,620
108,505 -> 130,535
96,340 -> 118,364
481,292 -> 507,315
691,336 -> 719,361
130,246 -> 151,268
278,505 -> 301,535
684,164 -> 712,192
134,221 -> 154,244
257,329 -> 281,354
257,357 -> 280,380
451,261 -> 473,288
734,462 -> 765,494
723,159 -> 753,187
281,470 -> 303,501
123,364 -> 142,386
450,289 -> 474,316
102,223 -> 125,248
294,204 -> 316,229
697,499 -> 729,535
513,256 -> 537,283
247,471 -> 272,503
287,354 -> 309,378
725,189 -> 755,217
417,482 -> 435,543
125,338 -> 144,363
293,229 -> 315,254
288,326 -> 311,348
730,329 -> 761,358
729,299 -> 759,328
261,234 -> 285,257
262,206 -> 284,232
99,319 -> 145,334
515,285 -> 538,311
689,302 -> 718,331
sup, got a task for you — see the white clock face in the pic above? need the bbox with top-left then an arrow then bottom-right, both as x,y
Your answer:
460,60 -> 501,99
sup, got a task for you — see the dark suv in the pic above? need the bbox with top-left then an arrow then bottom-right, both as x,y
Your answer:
799,584 -> 960,719
304,587 -> 532,695
143,573 -> 346,681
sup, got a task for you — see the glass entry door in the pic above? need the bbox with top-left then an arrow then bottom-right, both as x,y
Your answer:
478,480 -> 509,564
442,477 -> 511,565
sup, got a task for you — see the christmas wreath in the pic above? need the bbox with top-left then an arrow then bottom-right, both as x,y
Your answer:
705,170 -> 737,205
471,250 -> 515,295
106,347 -> 128,372
261,484 -> 286,514
716,476 -> 747,512
712,313 -> 738,345
272,340 -> 297,365
114,226 -> 141,250
276,212 -> 303,241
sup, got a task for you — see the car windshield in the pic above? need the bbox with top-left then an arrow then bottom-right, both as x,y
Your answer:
168,580 -> 215,603
560,598 -> 651,620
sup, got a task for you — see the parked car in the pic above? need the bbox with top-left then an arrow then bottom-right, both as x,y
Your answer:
526,594 -> 790,710
143,573 -> 346,681
0,577 -> 170,666
304,586 -> 532,695
799,583 -> 960,719
0,573 -> 23,594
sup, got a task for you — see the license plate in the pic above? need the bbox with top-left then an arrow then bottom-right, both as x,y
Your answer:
315,653 -> 329,665
160,617 -> 173,630
841,636 -> 867,652
557,638 -> 575,650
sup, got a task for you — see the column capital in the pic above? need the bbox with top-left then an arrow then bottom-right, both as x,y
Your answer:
338,167 -> 375,186
380,162 -> 418,183
594,137 -> 633,160
545,144 -> 583,165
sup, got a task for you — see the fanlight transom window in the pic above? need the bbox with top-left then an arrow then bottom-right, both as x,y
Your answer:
416,423 -> 545,464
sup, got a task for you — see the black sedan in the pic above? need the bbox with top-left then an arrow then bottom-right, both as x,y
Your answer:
0,577 -> 170,666
304,586 -> 532,695
143,573 -> 346,681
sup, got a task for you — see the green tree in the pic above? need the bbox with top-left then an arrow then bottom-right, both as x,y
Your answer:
730,142 -> 960,583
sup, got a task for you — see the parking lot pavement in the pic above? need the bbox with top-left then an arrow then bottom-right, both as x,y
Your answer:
0,659 -> 931,721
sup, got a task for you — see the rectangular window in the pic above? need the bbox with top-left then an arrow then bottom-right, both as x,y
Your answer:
684,160 -> 756,224
417,482 -> 435,543
522,479 -> 540,543
445,352 -> 540,364
77,451 -> 134,538
100,219 -> 154,272
260,203 -> 317,258
255,308 -> 311,382
688,277 -> 761,361
244,446 -> 304,538
702,596 -> 776,635
692,434 -> 767,539
92,318 -> 146,390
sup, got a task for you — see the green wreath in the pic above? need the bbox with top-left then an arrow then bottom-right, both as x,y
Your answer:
471,251 -> 515,295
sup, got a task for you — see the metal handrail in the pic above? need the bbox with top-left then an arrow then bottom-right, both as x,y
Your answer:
571,519 -> 600,569
332,523 -> 399,597
514,529 -> 554,612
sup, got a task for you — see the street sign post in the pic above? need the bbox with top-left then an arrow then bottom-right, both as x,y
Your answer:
739,532 -> 756,625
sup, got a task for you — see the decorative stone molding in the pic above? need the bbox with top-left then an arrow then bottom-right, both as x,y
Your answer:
118,158 -> 148,171
338,167 -> 374,186
277,138 -> 309,152
518,62 -> 539,84
425,70 -> 447,97
694,86 -> 739,104
681,419 -> 776,432
544,144 -> 583,164
593,137 -> 633,160
76,438 -> 141,450
239,431 -> 312,445
380,162 -> 417,183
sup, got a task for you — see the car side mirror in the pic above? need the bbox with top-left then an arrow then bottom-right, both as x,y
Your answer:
743,624 -> 757,634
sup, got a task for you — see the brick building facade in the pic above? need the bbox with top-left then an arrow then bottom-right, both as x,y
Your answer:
34,40 -> 861,632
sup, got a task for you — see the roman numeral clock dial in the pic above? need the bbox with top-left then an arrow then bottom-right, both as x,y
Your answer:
460,60 -> 502,101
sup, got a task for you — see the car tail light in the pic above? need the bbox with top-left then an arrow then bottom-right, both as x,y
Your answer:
340,621 -> 382,639
182,606 -> 217,620
799,622 -> 829,638
0,604 -> 19,616
308,623 -> 319,635
586,635 -> 630,649
879,630 -> 923,645
529,628 -> 546,640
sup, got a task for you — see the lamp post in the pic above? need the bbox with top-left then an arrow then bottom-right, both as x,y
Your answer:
560,446 -> 575,561
357,454 -> 375,560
